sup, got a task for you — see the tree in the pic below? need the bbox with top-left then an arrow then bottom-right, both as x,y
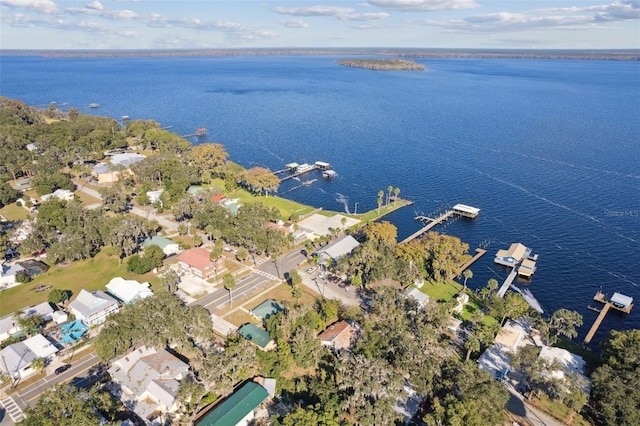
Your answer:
591,329 -> 640,425
189,143 -> 229,183
421,232 -> 471,282
224,273 -> 236,307
0,181 -> 19,208
549,308 -> 583,342
20,383 -> 118,426
462,268 -> 473,291
393,187 -> 400,205
361,221 -> 397,245
16,312 -> 44,337
387,185 -> 393,206
464,335 -> 480,361
48,288 -> 71,305
377,190 -> 384,214
487,278 -> 499,293
30,357 -> 46,374
98,185 -> 129,213
162,269 -> 181,293
288,269 -> 302,287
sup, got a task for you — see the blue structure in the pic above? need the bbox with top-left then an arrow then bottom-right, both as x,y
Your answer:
58,320 -> 88,344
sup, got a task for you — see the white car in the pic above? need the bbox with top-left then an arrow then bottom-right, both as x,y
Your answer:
306,267 -> 317,274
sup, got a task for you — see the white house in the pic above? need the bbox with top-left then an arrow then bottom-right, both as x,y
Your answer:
0,334 -> 59,379
22,302 -> 55,322
146,190 -> 164,205
0,263 -> 26,290
41,189 -> 75,202
106,277 -> 154,305
69,289 -> 120,327
108,346 -> 189,424
0,314 -> 21,344
405,287 -> 430,309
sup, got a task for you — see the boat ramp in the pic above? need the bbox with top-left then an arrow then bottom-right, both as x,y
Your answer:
399,204 -> 480,244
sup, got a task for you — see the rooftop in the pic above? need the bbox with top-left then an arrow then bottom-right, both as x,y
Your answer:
610,292 -> 633,308
239,324 -> 273,350
318,320 -> 360,351
315,235 -> 360,261
141,235 -> 177,250
69,289 -> 119,318
176,247 -> 213,270
106,277 -> 153,304
196,381 -> 269,426
251,299 -> 284,321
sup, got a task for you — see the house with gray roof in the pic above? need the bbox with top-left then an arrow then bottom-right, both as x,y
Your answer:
108,346 -> 189,424
92,153 -> 146,184
0,263 -> 26,290
22,302 -> 55,322
315,235 -> 360,265
0,334 -> 59,379
0,314 -> 21,343
69,289 -> 120,327
141,235 -> 180,257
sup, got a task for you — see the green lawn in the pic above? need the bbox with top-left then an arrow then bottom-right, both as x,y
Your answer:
532,394 -> 591,426
419,280 -> 499,326
0,251 -> 162,316
0,203 -> 30,221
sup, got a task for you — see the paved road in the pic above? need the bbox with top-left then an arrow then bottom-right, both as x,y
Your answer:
0,351 -> 101,424
191,269 -> 278,313
505,382 -> 564,426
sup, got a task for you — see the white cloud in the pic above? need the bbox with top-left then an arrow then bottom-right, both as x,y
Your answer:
278,19 -> 310,28
367,0 -> 478,11
339,12 -> 390,21
0,0 -> 58,14
273,5 -> 355,17
86,0 -> 103,11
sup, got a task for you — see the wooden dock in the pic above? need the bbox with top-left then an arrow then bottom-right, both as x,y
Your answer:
584,291 -> 633,344
497,267 -> 518,298
457,248 -> 487,276
400,210 -> 454,244
279,165 -> 319,182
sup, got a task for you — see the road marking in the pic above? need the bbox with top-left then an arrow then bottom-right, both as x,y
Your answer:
1,396 -> 25,422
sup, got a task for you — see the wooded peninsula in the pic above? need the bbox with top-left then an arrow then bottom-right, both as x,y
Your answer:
336,58 -> 426,71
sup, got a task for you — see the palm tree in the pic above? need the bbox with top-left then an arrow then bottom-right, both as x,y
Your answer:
387,185 -> 393,206
377,190 -> 384,214
393,187 -> 400,205
223,273 -> 236,307
462,269 -> 473,291
31,357 -> 46,374
464,335 -> 480,361
487,278 -> 499,294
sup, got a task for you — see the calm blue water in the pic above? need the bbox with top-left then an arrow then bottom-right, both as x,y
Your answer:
1,55 -> 639,345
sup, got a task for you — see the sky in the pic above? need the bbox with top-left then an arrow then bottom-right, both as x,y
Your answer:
1,0 -> 639,50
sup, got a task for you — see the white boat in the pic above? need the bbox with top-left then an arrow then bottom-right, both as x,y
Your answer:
89,103 -> 100,108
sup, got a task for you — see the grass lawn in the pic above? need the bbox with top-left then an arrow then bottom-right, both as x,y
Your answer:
224,310 -> 256,327
0,251 -> 162,317
0,203 -> 30,221
420,280 -> 462,303
357,199 -> 412,223
532,394 -> 591,426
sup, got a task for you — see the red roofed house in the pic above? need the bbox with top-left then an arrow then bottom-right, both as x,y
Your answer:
176,248 -> 224,279
318,320 -> 361,352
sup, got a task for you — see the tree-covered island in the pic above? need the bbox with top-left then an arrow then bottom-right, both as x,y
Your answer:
336,58 -> 426,71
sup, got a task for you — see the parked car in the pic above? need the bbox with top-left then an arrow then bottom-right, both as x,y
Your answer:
55,364 -> 71,375
306,267 -> 317,274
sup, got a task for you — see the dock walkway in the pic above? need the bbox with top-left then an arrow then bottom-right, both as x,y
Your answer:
584,304 -> 611,344
279,165 -> 319,182
400,210 -> 454,244
497,267 -> 519,298
584,291 -> 633,344
457,248 -> 487,276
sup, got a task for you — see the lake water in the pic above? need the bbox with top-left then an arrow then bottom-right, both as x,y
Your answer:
1,54 -> 639,345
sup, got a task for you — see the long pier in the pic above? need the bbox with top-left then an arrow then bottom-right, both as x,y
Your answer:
457,248 -> 487,276
496,267 -> 519,298
400,210 -> 454,243
584,291 -> 633,344
279,165 -> 319,182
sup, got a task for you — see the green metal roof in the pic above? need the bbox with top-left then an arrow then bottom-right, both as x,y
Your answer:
251,299 -> 284,320
141,235 -> 176,249
196,381 -> 268,426
238,324 -> 272,349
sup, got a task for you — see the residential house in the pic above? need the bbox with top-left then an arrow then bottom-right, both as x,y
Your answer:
314,235 -> 360,266
405,287 -> 430,309
106,277 -> 154,305
0,263 -> 25,290
0,334 -> 59,380
176,247 -> 224,279
478,318 -> 532,380
92,153 -> 146,184
146,190 -> 164,205
238,324 -> 276,352
41,188 -> 75,202
196,379 -> 275,426
108,346 -> 189,424
22,302 -> 55,322
494,243 -> 530,268
318,320 -> 361,352
0,314 -> 21,344
69,289 -> 120,327
538,346 -> 591,393
141,236 -> 180,257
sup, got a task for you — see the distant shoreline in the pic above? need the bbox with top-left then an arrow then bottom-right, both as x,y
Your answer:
2,48 -> 639,61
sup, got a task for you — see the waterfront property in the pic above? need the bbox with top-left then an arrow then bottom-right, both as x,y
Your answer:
108,346 -> 189,424
494,243 -> 530,268
451,203 -> 480,219
495,242 -> 539,297
68,289 -> 120,327
401,203 -> 479,244
314,235 -> 360,265
584,291 -> 633,344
